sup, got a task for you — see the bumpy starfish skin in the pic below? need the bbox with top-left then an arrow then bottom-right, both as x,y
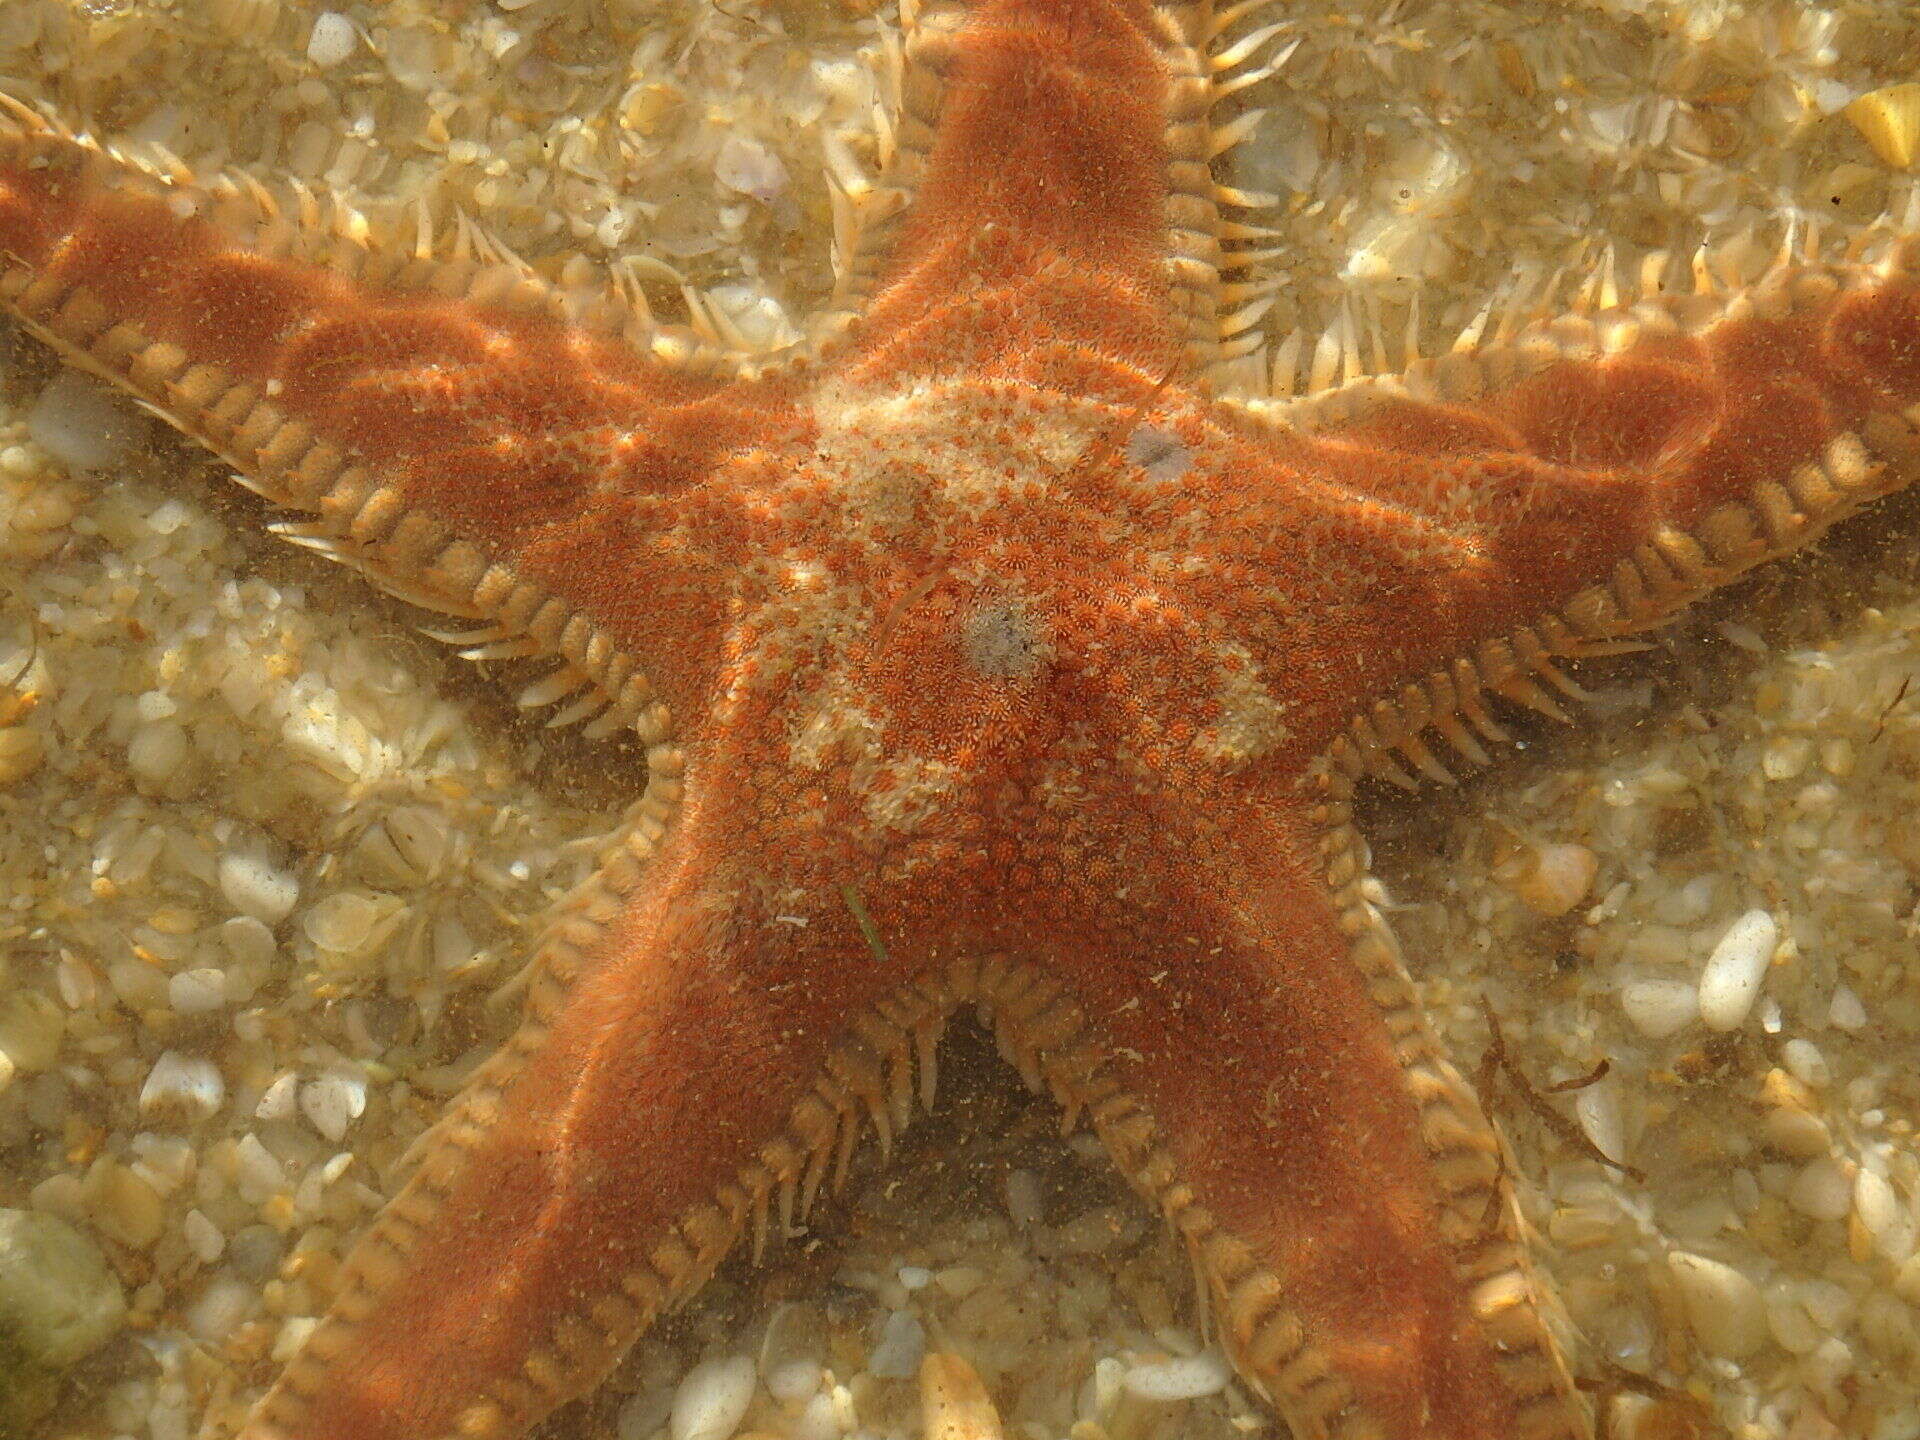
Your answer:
5,0 -> 1920,1437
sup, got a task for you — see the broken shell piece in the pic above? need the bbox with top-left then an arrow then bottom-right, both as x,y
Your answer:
920,1353 -> 1004,1440
1847,82 -> 1920,170
1759,1067 -> 1831,1159
1508,840 -> 1600,916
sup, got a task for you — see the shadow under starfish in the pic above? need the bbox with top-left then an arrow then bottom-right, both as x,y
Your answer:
3,2 -> 1920,1440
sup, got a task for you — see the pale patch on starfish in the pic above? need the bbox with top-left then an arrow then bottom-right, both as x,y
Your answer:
1192,645 -> 1292,765
785,676 -> 963,845
810,378 -> 1098,526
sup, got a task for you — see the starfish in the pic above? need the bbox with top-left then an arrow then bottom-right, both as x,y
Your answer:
5,1 -> 1920,1439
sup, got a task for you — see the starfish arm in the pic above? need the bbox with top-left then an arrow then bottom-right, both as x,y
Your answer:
1209,247 -> 1920,779
241,813 -> 944,1440
981,812 -> 1586,1440
835,0 -> 1250,388
0,99 -> 804,736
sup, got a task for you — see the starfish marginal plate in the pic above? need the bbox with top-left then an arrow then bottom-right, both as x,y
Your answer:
6,1 -> 1920,1439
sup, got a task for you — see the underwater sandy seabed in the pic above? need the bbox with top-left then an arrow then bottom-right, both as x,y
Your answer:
4,0 -> 1920,1438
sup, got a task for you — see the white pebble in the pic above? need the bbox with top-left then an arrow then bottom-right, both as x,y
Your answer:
1854,1168 -> 1903,1243
219,852 -> 299,925
1782,1037 -> 1831,1089
233,1134 -> 287,1203
670,1355 -> 757,1440
183,1270 -> 257,1342
1798,1277 -> 1858,1333
1619,977 -> 1696,1039
126,720 -> 191,789
791,1389 -> 840,1440
1697,908 -> 1778,1032
138,1051 -> 225,1125
1666,1251 -> 1767,1358
1828,985 -> 1868,1031
1789,1158 -> 1854,1221
221,916 -> 278,968
1122,1351 -> 1232,1402
167,968 -> 228,1015
1765,1278 -> 1823,1354
255,1072 -> 299,1122
182,1209 -> 225,1265
307,11 -> 357,67
27,371 -> 143,472
764,1358 -> 822,1405
299,1070 -> 368,1143
1805,1334 -> 1855,1391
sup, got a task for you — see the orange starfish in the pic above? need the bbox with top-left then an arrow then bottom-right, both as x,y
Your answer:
4,1 -> 1919,1437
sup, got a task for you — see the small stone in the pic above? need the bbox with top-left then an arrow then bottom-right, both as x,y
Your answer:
225,1225 -> 285,1283
933,1266 -> 986,1298
1620,977 -> 1697,1039
307,11 -> 357,67
233,1134 -> 288,1203
26,371 -> 143,473
182,1209 -> 225,1265
1828,985 -> 1868,1031
1696,909 -> 1778,1032
86,1160 -> 166,1249
168,967 -> 228,1015
868,1310 -> 926,1379
1853,1168 -> 1904,1244
764,1358 -> 822,1405
126,719 -> 193,794
256,1072 -> 299,1122
0,726 -> 44,786
219,851 -> 300,925
670,1355 -> 756,1440
758,1300 -> 825,1398
0,1210 -> 127,1430
0,989 -> 63,1072
299,1069 -> 368,1143
1666,1251 -> 1767,1358
1789,1158 -> 1854,1221
139,1051 -> 226,1126
183,1270 -> 258,1342
1782,1037 -> 1831,1089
